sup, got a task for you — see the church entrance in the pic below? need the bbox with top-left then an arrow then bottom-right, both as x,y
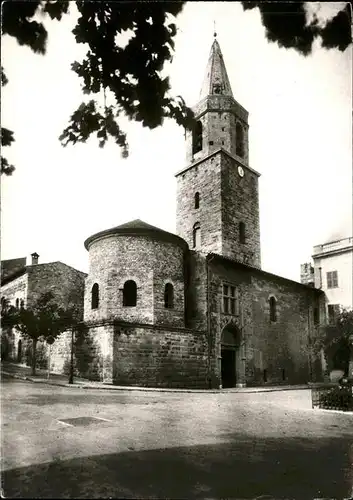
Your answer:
221,324 -> 241,388
221,347 -> 236,388
17,339 -> 22,363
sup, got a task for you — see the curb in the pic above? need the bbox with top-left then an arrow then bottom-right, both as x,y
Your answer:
1,371 -> 219,392
2,370 -> 311,394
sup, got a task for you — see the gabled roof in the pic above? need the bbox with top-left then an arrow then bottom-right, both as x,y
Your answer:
199,36 -> 234,100
84,219 -> 188,251
1,257 -> 27,285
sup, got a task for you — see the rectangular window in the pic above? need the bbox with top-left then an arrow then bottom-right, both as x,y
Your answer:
223,284 -> 237,315
328,304 -> 340,324
327,271 -> 338,289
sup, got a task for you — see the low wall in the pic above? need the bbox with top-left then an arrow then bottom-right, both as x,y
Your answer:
112,324 -> 208,388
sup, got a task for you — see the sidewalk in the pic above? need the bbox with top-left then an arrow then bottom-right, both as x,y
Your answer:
1,361 -> 311,393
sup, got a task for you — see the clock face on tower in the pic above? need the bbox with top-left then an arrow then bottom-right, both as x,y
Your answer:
238,166 -> 244,177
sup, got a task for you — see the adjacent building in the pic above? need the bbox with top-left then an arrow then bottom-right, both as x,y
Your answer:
1,253 -> 86,368
301,236 -> 353,323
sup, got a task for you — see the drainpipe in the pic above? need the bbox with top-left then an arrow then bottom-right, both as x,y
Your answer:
206,254 -> 216,389
307,299 -> 313,383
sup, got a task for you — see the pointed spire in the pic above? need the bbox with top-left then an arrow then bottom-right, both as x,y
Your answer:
199,36 -> 234,100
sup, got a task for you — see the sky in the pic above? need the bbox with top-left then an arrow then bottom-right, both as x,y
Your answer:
1,2 -> 352,281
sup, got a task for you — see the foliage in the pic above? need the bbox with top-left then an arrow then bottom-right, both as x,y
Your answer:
1,1 -> 194,175
1,2 -> 351,175
322,309 -> 353,374
9,291 -> 78,374
241,2 -> 351,56
13,291 -> 78,341
1,298 -> 18,329
318,385 -> 353,411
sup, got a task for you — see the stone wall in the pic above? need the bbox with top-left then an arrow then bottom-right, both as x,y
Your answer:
221,153 -> 261,268
1,274 -> 28,308
176,153 -> 223,255
204,256 -> 325,387
112,323 -> 208,388
176,148 -> 261,268
27,262 -> 86,319
84,235 -> 186,327
185,251 -> 208,331
71,320 -> 208,388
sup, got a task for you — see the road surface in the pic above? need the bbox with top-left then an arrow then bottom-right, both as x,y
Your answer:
2,374 -> 353,498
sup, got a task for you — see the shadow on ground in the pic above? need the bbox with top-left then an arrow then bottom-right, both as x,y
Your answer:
3,433 -> 352,499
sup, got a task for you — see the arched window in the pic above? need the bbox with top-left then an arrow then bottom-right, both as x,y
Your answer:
193,222 -> 201,249
15,298 -> 19,309
123,280 -> 137,307
1,297 -> 6,311
20,299 -> 24,310
239,222 -> 246,244
236,122 -> 244,158
192,121 -> 203,155
269,296 -> 277,322
194,192 -> 200,209
164,283 -> 174,309
91,283 -> 99,309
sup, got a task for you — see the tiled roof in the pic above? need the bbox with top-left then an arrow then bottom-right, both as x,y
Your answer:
84,219 -> 188,250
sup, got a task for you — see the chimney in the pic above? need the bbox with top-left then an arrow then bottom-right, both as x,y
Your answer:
31,252 -> 39,265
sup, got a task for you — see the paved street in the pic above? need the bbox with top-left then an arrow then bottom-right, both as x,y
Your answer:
1,374 -> 353,499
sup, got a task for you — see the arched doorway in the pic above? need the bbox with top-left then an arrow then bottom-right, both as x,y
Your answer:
17,339 -> 22,363
221,324 -> 241,388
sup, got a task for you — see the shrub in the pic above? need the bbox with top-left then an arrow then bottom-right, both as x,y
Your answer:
319,386 -> 353,411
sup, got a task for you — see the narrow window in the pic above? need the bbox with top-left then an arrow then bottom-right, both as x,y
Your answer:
282,369 -> 286,381
164,283 -> 174,309
20,299 -> 24,310
15,298 -> 19,309
236,122 -> 244,157
239,222 -> 246,244
193,222 -> 201,249
194,192 -> 200,209
91,283 -> 99,309
1,297 -> 6,311
263,369 -> 267,382
269,296 -> 277,322
192,120 -> 203,155
327,271 -> 338,289
123,280 -> 137,307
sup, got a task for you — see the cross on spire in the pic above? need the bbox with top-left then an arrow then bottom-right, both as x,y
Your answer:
213,20 -> 217,38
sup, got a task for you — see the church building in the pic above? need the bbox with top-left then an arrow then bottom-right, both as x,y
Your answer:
79,36 -> 325,389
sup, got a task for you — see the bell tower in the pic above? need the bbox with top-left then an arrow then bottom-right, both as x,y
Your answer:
175,34 -> 261,268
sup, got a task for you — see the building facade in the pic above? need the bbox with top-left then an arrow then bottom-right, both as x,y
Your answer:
2,36 -> 326,388
301,236 -> 353,323
1,253 -> 86,370
76,36 -> 325,389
